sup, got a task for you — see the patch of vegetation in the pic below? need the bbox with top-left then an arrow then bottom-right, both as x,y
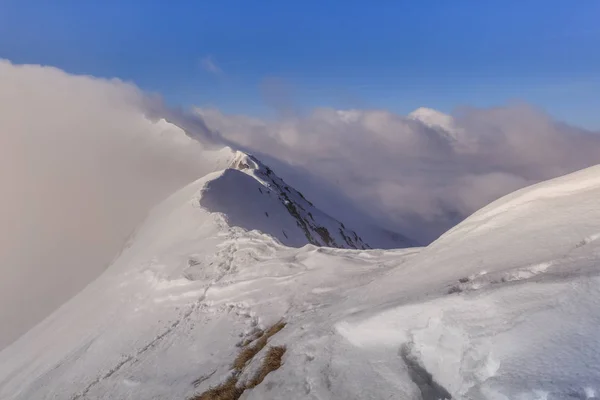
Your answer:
190,321 -> 287,400
233,344 -> 262,371
191,376 -> 243,400
246,346 -> 286,389
458,277 -> 470,283
264,320 -> 287,337
233,320 -> 286,371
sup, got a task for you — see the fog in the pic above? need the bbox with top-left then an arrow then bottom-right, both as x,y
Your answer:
0,60 -> 219,348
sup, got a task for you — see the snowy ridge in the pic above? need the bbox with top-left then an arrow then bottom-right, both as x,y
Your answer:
0,161 -> 416,399
2,161 -> 600,399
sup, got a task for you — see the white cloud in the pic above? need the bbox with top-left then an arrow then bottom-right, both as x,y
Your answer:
197,104 -> 600,244
200,55 -> 223,75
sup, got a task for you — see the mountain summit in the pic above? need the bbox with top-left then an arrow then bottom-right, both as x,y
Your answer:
201,150 -> 371,249
408,107 -> 455,130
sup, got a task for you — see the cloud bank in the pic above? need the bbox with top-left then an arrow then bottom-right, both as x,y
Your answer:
198,105 -> 600,244
0,60 -> 220,348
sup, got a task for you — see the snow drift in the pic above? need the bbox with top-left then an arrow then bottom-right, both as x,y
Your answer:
2,162 -> 600,399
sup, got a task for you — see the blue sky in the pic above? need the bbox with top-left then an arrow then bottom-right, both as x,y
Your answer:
1,0 -> 599,129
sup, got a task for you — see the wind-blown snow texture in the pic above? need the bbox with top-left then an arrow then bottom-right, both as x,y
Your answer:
2,160 -> 600,399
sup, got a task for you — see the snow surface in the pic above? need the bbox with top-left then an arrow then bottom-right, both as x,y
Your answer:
409,107 -> 456,132
408,107 -> 466,144
2,160 -> 600,399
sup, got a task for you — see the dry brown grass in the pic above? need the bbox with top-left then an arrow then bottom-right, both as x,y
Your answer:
190,376 -> 243,400
263,320 -> 286,337
232,321 -> 286,371
233,339 -> 264,371
247,345 -> 287,389
190,320 -> 287,400
238,327 -> 264,347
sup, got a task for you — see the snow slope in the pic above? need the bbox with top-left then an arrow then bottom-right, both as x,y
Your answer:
2,163 -> 600,399
209,151 -> 374,249
339,165 -> 600,399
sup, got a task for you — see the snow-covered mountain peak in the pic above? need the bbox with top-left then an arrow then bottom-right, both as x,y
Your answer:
408,107 -> 456,132
199,150 -> 371,250
228,150 -> 261,171
409,106 -> 451,123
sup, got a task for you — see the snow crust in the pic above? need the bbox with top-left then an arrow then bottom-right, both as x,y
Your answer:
2,162 -> 600,399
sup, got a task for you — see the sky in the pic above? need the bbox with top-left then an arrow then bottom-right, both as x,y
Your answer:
1,0 -> 599,129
